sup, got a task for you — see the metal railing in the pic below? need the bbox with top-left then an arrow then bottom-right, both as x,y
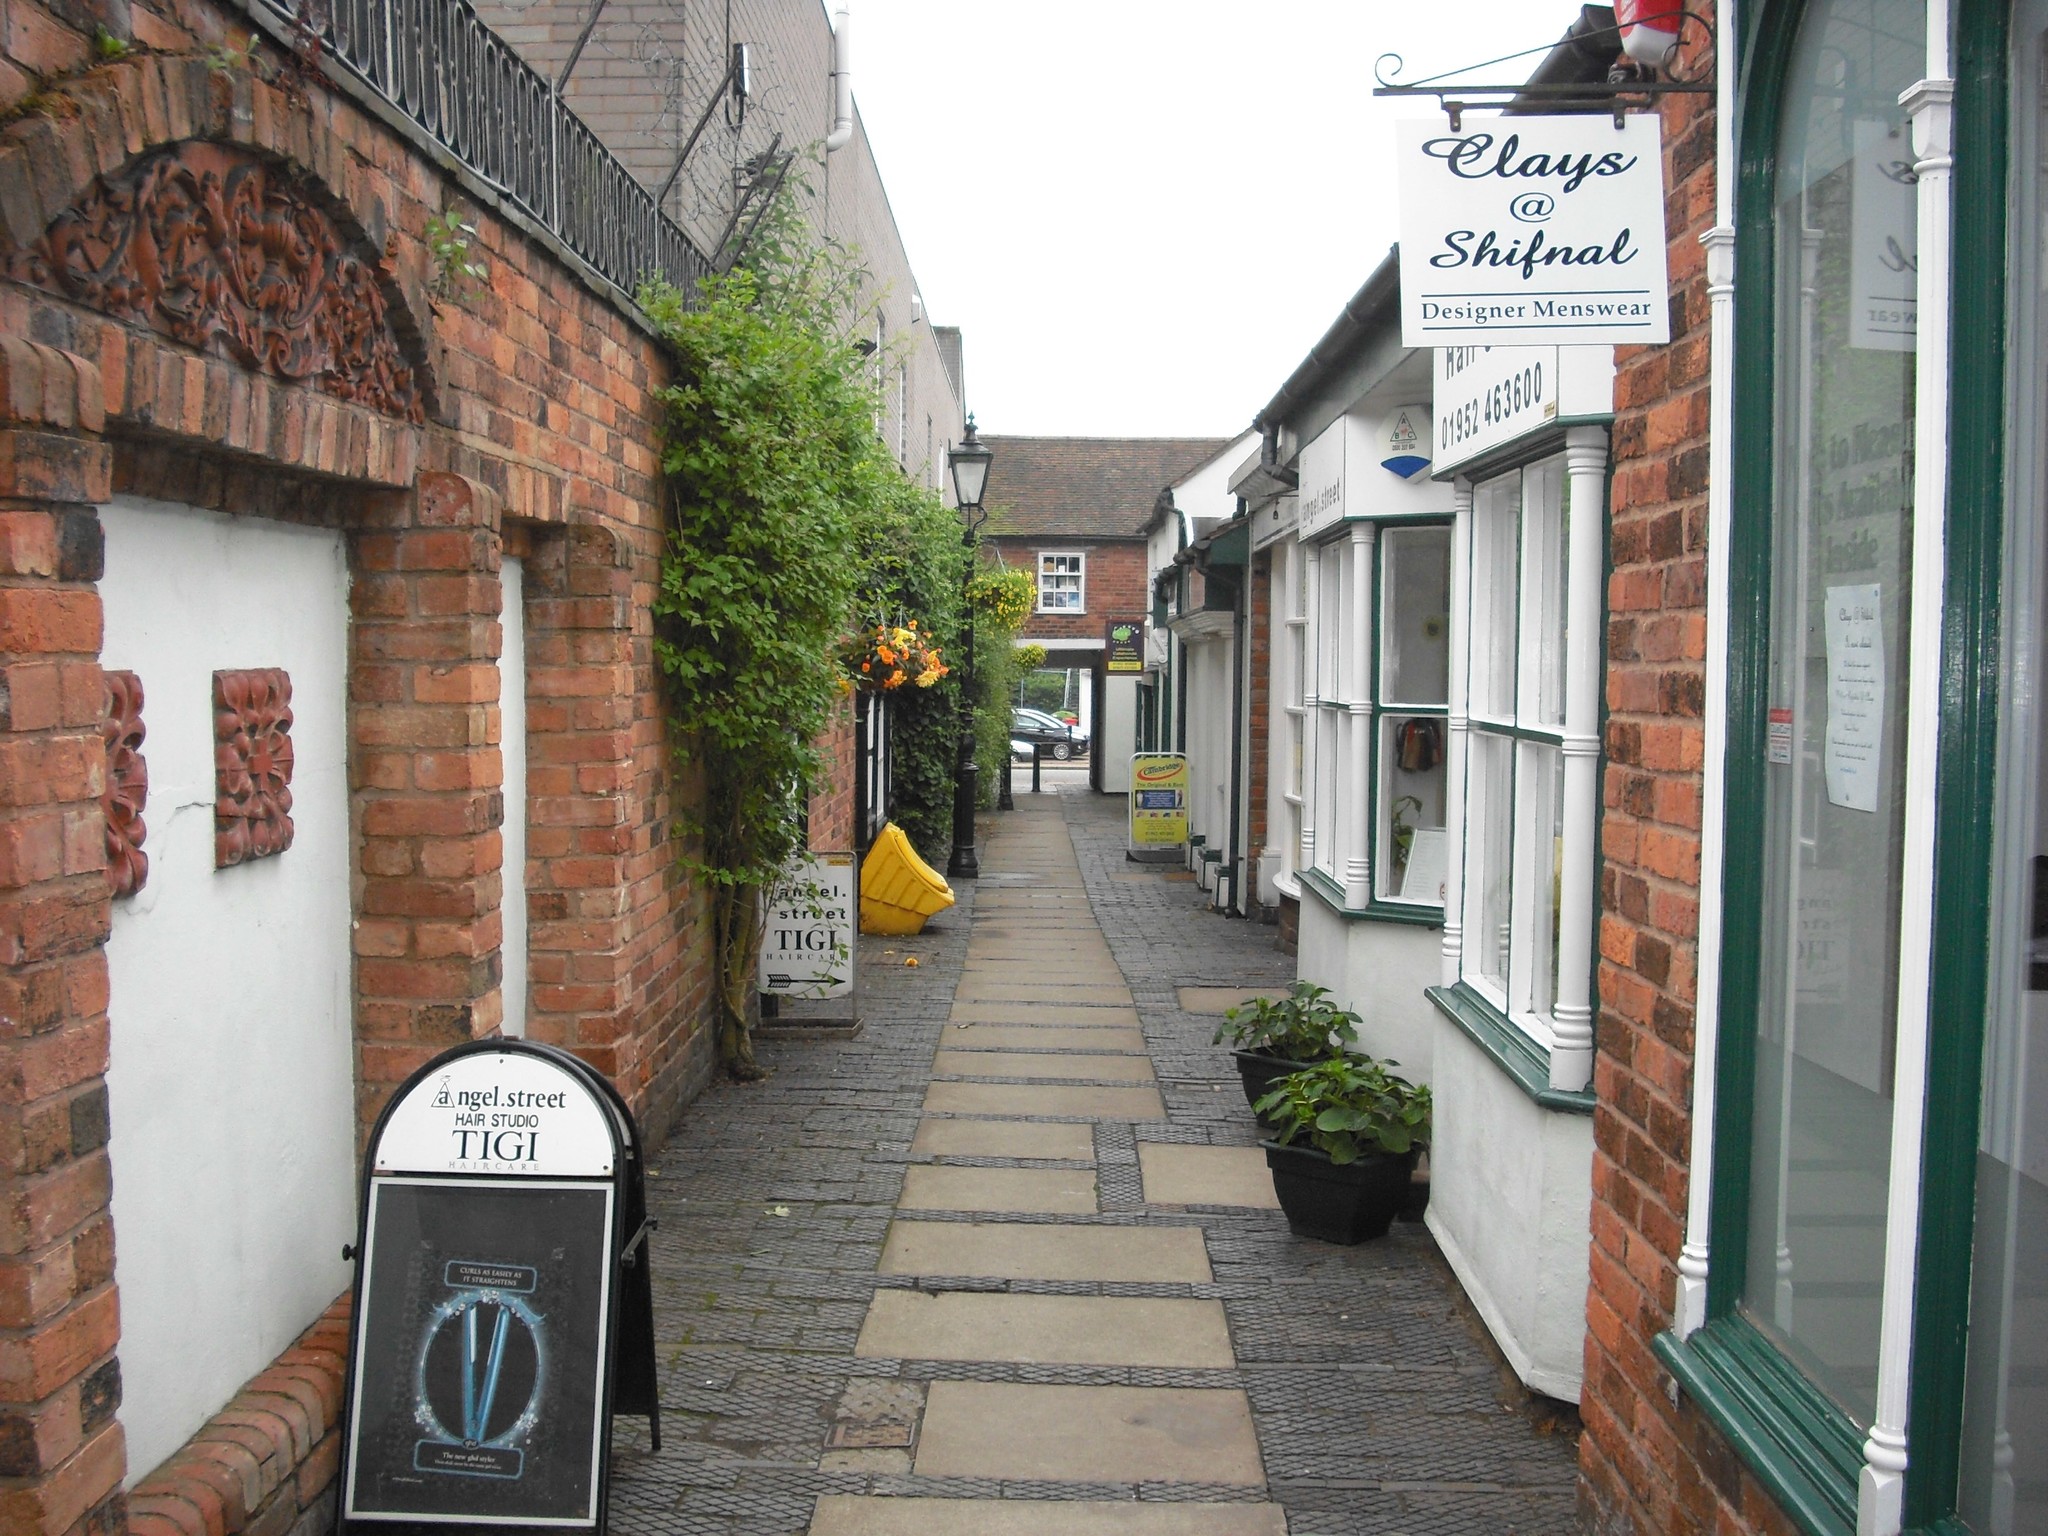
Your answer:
253,0 -> 712,300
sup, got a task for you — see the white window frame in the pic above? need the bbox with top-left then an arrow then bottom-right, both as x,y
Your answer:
1443,432 -> 1606,1092
1037,551 -> 1086,613
1272,537 -> 1309,898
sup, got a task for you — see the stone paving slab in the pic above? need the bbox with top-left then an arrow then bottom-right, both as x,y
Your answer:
1138,1144 -> 1281,1209
877,1220 -> 1214,1283
910,1118 -> 1096,1161
897,1165 -> 1098,1214
809,1496 -> 1289,1536
923,1081 -> 1167,1120
854,1290 -> 1234,1368
955,981 -> 1135,1004
944,1025 -> 1149,1052
931,1050 -> 1156,1083
948,1002 -> 1144,1027
914,1381 -> 1266,1486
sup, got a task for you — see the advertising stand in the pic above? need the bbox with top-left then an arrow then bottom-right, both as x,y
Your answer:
1127,752 -> 1190,863
336,1040 -> 660,1535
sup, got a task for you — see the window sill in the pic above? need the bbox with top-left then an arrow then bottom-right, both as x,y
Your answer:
1423,981 -> 1594,1114
1652,1318 -> 1863,1536
1298,867 -> 1444,928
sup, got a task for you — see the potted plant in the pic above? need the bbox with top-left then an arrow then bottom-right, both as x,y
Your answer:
1255,1056 -> 1432,1244
1212,982 -> 1360,1126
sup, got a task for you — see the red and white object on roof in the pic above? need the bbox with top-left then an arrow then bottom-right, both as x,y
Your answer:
1615,0 -> 1683,67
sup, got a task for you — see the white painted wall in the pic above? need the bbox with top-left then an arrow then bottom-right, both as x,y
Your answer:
1296,896 -> 1440,1080
1425,1019 -> 1593,1401
1100,674 -> 1138,787
501,556 -> 527,1038
100,498 -> 356,1481
1179,627 -> 1234,891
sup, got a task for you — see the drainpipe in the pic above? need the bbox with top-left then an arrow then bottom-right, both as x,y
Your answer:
825,7 -> 854,153
1221,563 -> 1247,917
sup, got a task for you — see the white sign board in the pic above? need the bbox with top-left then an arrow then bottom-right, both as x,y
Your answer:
1397,115 -> 1671,348
1823,583 -> 1884,813
1849,118 -> 1918,351
759,853 -> 855,999
1434,344 -> 1615,473
1297,412 -> 1456,539
374,1050 -> 617,1177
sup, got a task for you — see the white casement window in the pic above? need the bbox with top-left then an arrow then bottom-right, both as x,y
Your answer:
1451,437 -> 1605,1090
1275,538 -> 1309,895
1308,537 -> 1348,884
1037,552 -> 1085,613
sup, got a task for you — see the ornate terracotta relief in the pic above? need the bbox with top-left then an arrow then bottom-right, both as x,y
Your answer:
9,143 -> 425,423
102,670 -> 148,897
215,668 -> 296,868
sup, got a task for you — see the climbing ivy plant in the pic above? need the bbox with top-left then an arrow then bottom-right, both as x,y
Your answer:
641,186 -> 967,1075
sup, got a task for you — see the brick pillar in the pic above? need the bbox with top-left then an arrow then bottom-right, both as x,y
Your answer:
349,470 -> 507,1133
0,340 -> 127,1536
521,522 -> 640,1087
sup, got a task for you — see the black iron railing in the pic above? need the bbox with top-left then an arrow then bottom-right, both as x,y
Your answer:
251,0 -> 712,299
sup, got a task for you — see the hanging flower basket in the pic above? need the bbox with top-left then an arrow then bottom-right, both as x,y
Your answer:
845,621 -> 948,693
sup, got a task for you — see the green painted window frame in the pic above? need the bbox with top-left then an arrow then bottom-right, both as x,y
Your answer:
1656,1 -> 2011,1531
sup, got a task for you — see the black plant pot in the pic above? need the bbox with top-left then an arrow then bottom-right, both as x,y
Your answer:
1261,1139 -> 1419,1245
1231,1049 -> 1321,1129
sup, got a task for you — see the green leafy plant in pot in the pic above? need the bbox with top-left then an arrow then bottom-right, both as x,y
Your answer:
1213,982 -> 1360,1129
1255,1056 -> 1432,1244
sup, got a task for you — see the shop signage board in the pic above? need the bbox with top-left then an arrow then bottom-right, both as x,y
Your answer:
1433,344 -> 1616,475
1298,412 -> 1455,540
1128,753 -> 1190,857
1396,114 -> 1670,348
340,1041 -> 659,1534
1104,619 -> 1146,674
758,853 -> 855,1000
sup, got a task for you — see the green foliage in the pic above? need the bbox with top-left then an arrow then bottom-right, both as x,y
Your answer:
1015,668 -> 1069,714
425,208 -> 489,302
1255,1056 -> 1433,1164
969,562 -> 1034,802
1212,981 -> 1361,1061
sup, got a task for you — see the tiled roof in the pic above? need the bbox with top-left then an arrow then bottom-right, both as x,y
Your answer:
979,436 -> 1234,541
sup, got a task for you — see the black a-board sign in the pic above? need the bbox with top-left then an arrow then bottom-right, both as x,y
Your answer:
337,1040 -> 659,1535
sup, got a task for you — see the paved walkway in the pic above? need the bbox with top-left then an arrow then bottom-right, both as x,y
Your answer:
609,790 -> 1583,1535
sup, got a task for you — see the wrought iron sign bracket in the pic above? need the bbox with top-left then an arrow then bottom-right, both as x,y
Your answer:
1372,9 -> 1715,131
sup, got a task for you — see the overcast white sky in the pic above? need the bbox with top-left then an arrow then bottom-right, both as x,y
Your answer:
852,1 -> 1585,438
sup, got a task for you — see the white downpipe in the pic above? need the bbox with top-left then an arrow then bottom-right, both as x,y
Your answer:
825,6 -> 854,153
1859,10 -> 1955,1523
1441,478 -> 1474,986
1676,0 -> 1740,1344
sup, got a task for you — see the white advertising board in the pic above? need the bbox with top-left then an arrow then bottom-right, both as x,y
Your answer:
374,1050 -> 617,1177
1433,344 -> 1615,474
759,853 -> 855,1000
1397,115 -> 1671,348
1297,411 -> 1456,539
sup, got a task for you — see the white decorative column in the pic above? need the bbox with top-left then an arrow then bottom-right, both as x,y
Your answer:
1441,479 -> 1473,985
1551,427 -> 1607,1093
1300,539 -> 1321,876
1677,0 -> 1741,1343
1343,522 -> 1377,908
1860,60 -> 1955,1536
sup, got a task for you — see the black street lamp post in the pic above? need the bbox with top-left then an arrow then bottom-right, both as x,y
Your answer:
946,418 -> 992,880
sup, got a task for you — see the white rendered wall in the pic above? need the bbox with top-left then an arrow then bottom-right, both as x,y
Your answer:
1100,674 -> 1137,788
1425,1019 -> 1593,1401
501,555 -> 527,1037
99,498 -> 356,1481
1295,897 -> 1440,1080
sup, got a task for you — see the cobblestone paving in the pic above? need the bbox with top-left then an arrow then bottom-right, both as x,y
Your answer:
608,790 -> 1583,1535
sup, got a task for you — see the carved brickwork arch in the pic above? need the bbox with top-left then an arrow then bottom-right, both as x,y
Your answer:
7,142 -> 427,424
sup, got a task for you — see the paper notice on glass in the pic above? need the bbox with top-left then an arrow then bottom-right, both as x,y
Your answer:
1399,827 -> 1450,905
1823,584 -> 1884,813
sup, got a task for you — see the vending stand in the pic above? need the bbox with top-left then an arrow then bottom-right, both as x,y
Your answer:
336,1040 -> 659,1535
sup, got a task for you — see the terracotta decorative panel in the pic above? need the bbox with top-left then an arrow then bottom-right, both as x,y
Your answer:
9,143 -> 426,423
214,668 -> 296,867
102,670 -> 148,897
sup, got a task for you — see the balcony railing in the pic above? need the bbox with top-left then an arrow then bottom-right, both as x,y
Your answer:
250,0 -> 712,302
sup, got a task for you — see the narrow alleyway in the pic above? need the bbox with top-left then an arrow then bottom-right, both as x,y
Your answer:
609,791 -> 1583,1535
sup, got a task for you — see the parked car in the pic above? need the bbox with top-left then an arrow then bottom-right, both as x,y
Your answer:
1011,707 -> 1087,760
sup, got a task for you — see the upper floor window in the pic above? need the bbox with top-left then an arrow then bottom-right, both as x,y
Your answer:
1038,552 -> 1085,613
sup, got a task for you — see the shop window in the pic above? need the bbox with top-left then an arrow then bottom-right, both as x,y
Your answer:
1458,457 -> 1571,1043
1038,552 -> 1085,613
1373,526 -> 1451,906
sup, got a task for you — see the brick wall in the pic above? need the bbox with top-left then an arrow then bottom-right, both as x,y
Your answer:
990,538 -> 1149,646
0,2 -> 722,1530
808,692 -> 855,853
1577,11 -> 1803,1534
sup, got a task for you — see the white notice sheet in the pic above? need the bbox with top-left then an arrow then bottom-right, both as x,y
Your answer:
1823,583 -> 1884,813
